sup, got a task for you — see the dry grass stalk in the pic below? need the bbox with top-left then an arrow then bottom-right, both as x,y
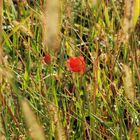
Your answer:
123,0 -> 134,29
40,13 -> 47,52
133,0 -> 140,27
0,117 -> 6,140
21,100 -> 45,140
0,66 -> 13,81
0,0 -> 3,83
4,0 -> 17,15
41,0 -> 60,53
88,0 -> 98,7
12,20 -> 33,38
0,0 -> 3,47
48,104 -> 66,140
118,0 -> 134,45
63,1 -> 73,20
121,64 -> 135,103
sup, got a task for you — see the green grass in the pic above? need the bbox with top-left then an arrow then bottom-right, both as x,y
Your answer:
1,0 -> 140,139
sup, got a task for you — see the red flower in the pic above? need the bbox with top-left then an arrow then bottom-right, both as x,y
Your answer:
43,53 -> 51,64
66,56 -> 86,74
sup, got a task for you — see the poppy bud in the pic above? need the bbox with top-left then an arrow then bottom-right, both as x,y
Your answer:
43,53 -> 51,64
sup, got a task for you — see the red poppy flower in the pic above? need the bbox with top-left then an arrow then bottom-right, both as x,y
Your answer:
66,56 -> 86,74
43,53 -> 51,64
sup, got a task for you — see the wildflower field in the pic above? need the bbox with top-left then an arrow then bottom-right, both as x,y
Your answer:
0,0 -> 140,139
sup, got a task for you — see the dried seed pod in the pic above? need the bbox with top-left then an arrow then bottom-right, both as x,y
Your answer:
121,64 -> 135,103
41,0 -> 60,53
21,100 -> 46,140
